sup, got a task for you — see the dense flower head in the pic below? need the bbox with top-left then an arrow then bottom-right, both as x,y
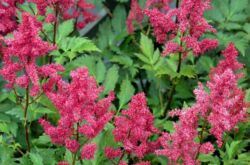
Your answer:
57,162 -> 70,165
39,67 -> 114,158
127,0 -> 144,33
0,12 -> 57,95
65,139 -> 80,153
81,143 -> 97,160
128,0 -> 218,56
28,0 -> 74,16
104,147 -> 122,159
157,43 -> 248,164
144,8 -> 178,44
134,161 -> 151,165
113,93 -> 159,159
29,0 -> 97,29
206,43 -> 247,147
210,43 -> 244,78
156,106 -> 214,164
119,161 -> 128,165
0,0 -> 24,35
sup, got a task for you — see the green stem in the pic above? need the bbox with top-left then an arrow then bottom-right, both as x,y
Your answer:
162,46 -> 182,118
24,86 -> 30,152
162,0 -> 181,118
195,119 -> 208,159
72,123 -> 80,165
49,3 -> 59,63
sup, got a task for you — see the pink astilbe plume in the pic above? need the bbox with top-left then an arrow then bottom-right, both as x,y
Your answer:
57,162 -> 70,165
128,0 -> 218,56
207,43 -> 247,147
28,0 -> 74,16
127,0 -> 144,33
81,143 -> 97,160
0,0 -> 24,35
156,43 -> 248,164
112,93 -> 160,159
0,12 -> 57,96
39,67 -> 114,159
29,0 -> 97,29
104,147 -> 122,159
156,85 -> 214,165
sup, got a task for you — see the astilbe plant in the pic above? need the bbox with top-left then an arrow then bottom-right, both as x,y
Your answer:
105,93 -> 160,165
29,0 -> 97,29
39,67 -> 115,164
0,0 -> 25,35
127,0 -> 218,56
155,43 -> 248,164
0,12 -> 59,96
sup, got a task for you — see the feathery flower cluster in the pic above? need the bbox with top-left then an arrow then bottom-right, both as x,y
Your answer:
112,93 -> 160,160
69,0 -> 97,29
206,43 -> 247,147
156,43 -> 248,164
127,0 -> 144,33
57,162 -> 70,165
104,147 -> 122,159
29,0 -> 97,29
39,67 -> 114,159
28,0 -> 74,16
0,0 -> 24,35
127,0 -> 218,56
0,12 -> 58,96
156,85 -> 215,164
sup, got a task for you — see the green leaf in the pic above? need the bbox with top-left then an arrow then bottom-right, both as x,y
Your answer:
243,23 -> 250,33
198,154 -> 220,164
118,78 -> 135,109
196,56 -> 214,73
230,0 -> 248,14
96,59 -> 106,84
70,37 -> 100,53
180,65 -> 196,78
103,65 -> 119,94
58,37 -> 100,53
110,56 -> 133,67
112,5 -> 127,33
32,134 -> 51,146
57,19 -> 74,42
65,56 -> 97,76
140,33 -> 154,60
135,53 -> 151,64
29,153 -> 43,165
245,89 -> 250,101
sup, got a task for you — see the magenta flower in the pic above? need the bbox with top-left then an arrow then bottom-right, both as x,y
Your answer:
0,0 -> 25,35
113,93 -> 160,159
39,67 -> 114,159
126,0 -> 144,33
57,162 -> 70,165
81,143 -> 97,160
128,0 -> 218,56
156,43 -> 248,164
29,0 -> 97,29
0,12 -> 56,95
104,147 -> 122,159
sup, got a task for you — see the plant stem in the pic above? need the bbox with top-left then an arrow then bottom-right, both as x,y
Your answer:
72,123 -> 80,165
162,0 -> 182,118
24,86 -> 30,152
49,3 -> 59,63
117,150 -> 126,165
163,52 -> 182,117
195,119 -> 207,159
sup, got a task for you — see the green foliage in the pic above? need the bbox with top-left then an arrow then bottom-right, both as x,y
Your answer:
117,77 -> 135,110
